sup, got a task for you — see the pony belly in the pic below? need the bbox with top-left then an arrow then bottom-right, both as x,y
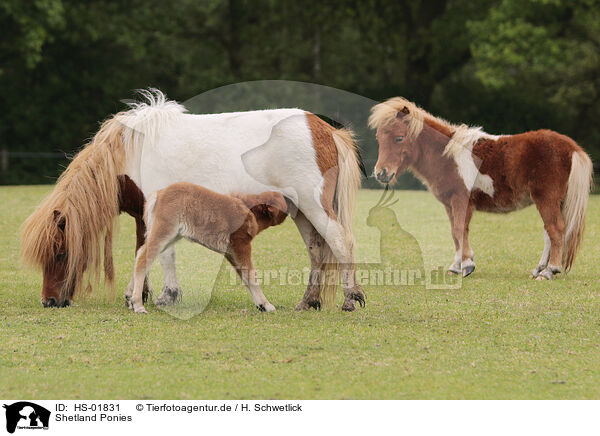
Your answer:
472,189 -> 533,213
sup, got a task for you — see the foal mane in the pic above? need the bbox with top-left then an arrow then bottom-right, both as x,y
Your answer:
20,114 -> 127,299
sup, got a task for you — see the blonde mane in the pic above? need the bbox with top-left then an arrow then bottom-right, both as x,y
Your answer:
369,97 -> 498,154
20,115 -> 127,299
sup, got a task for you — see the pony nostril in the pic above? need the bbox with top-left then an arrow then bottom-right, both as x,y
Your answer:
376,169 -> 387,182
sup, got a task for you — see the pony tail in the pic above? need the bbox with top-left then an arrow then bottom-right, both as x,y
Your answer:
319,128 -> 361,308
562,150 -> 593,271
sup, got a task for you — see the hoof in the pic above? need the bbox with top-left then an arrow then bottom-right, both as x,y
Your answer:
461,259 -> 476,277
342,287 -> 366,311
124,294 -> 133,309
295,300 -> 321,311
155,287 -> 182,306
257,303 -> 276,312
448,260 -> 461,275
341,300 -> 356,312
535,268 -> 553,280
531,264 -> 546,278
462,265 -> 475,277
134,306 -> 148,314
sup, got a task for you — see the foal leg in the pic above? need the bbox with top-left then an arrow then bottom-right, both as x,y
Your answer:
230,236 -> 276,312
293,211 -> 325,311
155,245 -> 183,306
533,197 -> 565,280
125,216 -> 152,306
531,230 -> 551,278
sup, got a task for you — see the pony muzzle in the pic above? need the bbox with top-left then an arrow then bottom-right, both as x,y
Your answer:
41,297 -> 71,308
375,167 -> 395,184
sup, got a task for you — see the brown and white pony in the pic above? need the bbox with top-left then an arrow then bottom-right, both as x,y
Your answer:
369,97 -> 593,279
21,90 -> 364,310
130,183 -> 288,313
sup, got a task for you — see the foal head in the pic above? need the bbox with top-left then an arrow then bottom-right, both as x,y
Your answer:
240,192 -> 288,231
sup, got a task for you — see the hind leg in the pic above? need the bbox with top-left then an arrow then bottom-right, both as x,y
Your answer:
300,203 -> 364,311
155,246 -> 183,306
293,211 -> 325,311
533,197 -> 565,280
531,230 -> 551,278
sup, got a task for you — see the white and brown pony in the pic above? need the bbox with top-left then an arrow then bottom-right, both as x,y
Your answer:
369,97 -> 593,279
21,90 -> 364,310
130,183 -> 288,314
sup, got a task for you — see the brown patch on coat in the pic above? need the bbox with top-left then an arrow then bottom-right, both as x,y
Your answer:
305,112 -> 338,218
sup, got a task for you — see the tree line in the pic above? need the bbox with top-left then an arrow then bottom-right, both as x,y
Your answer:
1,0 -> 598,185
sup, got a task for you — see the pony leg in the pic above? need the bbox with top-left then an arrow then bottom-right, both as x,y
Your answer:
131,230 -> 177,313
447,195 -> 475,277
461,202 -> 476,276
229,238 -> 275,312
135,216 -> 152,303
292,211 -> 325,311
155,246 -> 182,306
531,230 -> 551,278
533,197 -> 565,280
125,217 -> 152,306
300,204 -> 364,311
444,204 -> 462,274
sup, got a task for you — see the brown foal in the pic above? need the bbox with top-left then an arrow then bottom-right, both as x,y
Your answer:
129,182 -> 288,313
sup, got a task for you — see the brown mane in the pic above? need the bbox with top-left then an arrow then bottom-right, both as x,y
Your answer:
20,114 -> 128,300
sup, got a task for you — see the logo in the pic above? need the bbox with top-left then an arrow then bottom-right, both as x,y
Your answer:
2,402 -> 50,433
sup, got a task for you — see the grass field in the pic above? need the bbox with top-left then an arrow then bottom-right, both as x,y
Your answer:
1,186 -> 599,399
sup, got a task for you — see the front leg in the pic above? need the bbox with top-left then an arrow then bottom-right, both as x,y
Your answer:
446,195 -> 476,277
124,217 -> 152,306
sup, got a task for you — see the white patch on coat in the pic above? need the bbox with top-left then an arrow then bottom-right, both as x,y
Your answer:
443,125 -> 498,197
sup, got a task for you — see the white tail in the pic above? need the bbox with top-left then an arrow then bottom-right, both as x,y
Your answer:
562,150 -> 593,271
320,128 -> 361,307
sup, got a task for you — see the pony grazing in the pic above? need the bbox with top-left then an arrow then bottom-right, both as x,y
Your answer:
21,90 -> 364,311
129,183 -> 287,314
369,97 -> 593,279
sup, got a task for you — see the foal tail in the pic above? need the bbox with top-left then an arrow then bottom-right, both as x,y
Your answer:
320,128 -> 362,307
562,150 -> 593,271
143,191 -> 158,236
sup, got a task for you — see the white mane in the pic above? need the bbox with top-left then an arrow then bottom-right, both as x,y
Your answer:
118,88 -> 186,141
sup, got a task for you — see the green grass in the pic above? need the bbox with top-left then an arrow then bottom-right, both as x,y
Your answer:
1,186 -> 600,399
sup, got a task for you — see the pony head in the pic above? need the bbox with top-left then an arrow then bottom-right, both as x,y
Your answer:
20,116 -> 126,307
368,98 -> 426,185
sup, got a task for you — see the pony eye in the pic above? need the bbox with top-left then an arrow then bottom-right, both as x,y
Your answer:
56,253 -> 66,262
395,136 -> 404,143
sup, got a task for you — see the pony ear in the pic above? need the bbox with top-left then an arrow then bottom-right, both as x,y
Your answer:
397,106 -> 410,117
